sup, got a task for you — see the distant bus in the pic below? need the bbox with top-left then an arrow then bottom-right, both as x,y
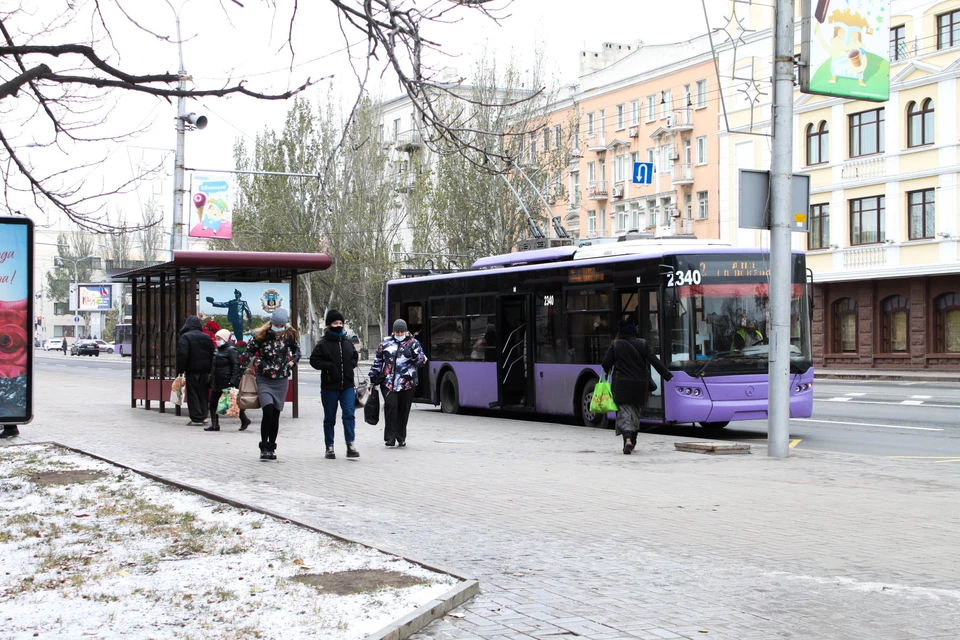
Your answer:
385,239 -> 814,429
114,323 -> 132,357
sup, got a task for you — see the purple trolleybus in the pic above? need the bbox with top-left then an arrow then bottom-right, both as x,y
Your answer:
386,238 -> 814,429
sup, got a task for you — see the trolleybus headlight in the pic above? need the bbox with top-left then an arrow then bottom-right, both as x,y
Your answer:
684,388 -> 692,395
693,388 -> 701,396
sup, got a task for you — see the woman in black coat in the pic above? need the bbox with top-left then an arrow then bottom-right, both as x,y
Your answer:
601,319 -> 673,455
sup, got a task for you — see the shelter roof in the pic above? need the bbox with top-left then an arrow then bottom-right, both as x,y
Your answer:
113,250 -> 332,282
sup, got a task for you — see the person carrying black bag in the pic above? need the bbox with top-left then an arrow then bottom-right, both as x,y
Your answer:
601,319 -> 673,455
205,329 -> 251,432
176,315 -> 215,425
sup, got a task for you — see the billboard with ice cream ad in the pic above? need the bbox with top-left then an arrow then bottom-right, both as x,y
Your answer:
188,172 -> 234,239
0,216 -> 33,423
801,0 -> 891,102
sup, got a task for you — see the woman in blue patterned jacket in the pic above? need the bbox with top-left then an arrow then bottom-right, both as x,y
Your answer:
369,319 -> 427,447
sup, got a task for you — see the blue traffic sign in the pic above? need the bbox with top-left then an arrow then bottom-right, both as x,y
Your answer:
73,316 -> 81,323
632,162 -> 654,185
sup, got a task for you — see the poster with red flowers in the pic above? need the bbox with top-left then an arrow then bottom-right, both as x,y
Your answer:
0,217 -> 33,423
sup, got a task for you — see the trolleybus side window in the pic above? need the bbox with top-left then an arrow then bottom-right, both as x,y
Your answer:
429,297 -> 464,361
535,287 -> 565,363
565,288 -> 612,364
466,295 -> 497,361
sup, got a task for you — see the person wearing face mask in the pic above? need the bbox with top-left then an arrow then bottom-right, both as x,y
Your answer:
369,319 -> 428,447
205,329 -> 251,432
240,308 -> 301,460
309,309 -> 359,459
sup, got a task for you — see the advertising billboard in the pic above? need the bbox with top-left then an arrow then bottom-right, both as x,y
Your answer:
198,281 -> 291,343
0,216 -> 34,423
801,0 -> 891,102
77,284 -> 113,311
189,172 -> 235,239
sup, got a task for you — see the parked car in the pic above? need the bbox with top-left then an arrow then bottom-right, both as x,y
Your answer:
70,339 -> 100,357
45,337 -> 65,351
92,339 -> 114,354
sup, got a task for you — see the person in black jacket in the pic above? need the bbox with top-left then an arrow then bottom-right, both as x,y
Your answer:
309,310 -> 359,459
205,329 -> 251,432
176,315 -> 215,425
601,318 -> 674,455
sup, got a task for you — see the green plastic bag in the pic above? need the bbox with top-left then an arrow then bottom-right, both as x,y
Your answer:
589,373 -> 618,413
216,388 -> 239,417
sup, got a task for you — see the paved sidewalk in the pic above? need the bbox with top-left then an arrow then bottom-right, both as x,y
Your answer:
6,370 -> 960,639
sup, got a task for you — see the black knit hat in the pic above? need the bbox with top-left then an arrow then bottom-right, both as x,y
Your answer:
618,319 -> 638,337
326,309 -> 345,326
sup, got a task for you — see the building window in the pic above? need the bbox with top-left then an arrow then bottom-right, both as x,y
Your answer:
849,108 -> 884,157
646,199 -> 657,228
833,298 -> 858,353
587,162 -> 596,182
938,10 -> 960,50
684,193 -> 692,219
543,128 -> 550,152
890,24 -> 906,61
934,293 -> 960,352
630,100 -> 639,126
630,202 -> 640,231
587,210 -> 597,234
614,154 -> 627,183
616,104 -> 625,130
908,189 -> 935,240
598,109 -> 606,137
586,113 -> 595,136
554,124 -> 561,149
660,91 -> 672,119
808,203 -> 830,249
696,136 -> 707,165
907,99 -> 934,148
571,124 -> 580,150
880,295 -> 909,353
529,133 -> 537,161
646,148 -> 658,174
806,121 -> 829,165
696,191 -> 708,219
850,196 -> 885,245
696,79 -> 707,108
616,205 -> 629,232
393,118 -> 401,138
646,95 -> 656,122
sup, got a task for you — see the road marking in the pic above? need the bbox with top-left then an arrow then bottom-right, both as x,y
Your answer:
899,400 -> 924,405
789,439 -> 801,448
793,418 -> 943,432
910,395 -> 932,399
827,397 -> 852,402
935,458 -> 960,464
844,392 -> 866,396
817,399 -> 960,409
888,456 -> 960,463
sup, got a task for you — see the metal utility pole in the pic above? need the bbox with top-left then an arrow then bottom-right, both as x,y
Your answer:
171,7 -> 187,255
767,0 -> 795,458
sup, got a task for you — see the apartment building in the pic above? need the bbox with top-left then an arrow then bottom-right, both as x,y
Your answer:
552,39 -> 721,241
718,0 -> 960,370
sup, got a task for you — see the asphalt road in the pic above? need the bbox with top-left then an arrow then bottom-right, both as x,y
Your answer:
31,351 -> 960,458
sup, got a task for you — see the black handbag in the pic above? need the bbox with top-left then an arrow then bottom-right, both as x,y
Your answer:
364,388 -> 380,425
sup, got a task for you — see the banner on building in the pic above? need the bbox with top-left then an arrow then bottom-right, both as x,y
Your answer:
800,0 -> 891,102
188,172 -> 235,239
77,284 -> 113,311
198,281 -> 290,343
0,216 -> 34,423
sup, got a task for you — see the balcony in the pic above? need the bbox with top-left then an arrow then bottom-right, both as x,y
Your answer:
842,244 -> 892,270
671,163 -> 693,185
567,196 -> 581,212
841,156 -> 885,182
395,130 -> 422,153
666,108 -> 693,131
587,180 -> 608,200
586,136 -> 608,153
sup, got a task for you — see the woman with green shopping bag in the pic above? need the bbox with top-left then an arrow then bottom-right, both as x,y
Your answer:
601,319 -> 673,455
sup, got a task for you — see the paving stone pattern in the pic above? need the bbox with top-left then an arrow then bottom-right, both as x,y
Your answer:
8,371 -> 960,639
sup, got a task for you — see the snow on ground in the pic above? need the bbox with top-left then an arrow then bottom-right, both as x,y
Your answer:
0,444 -> 459,639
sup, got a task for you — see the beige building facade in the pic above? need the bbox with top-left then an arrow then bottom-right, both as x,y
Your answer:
718,0 -> 960,370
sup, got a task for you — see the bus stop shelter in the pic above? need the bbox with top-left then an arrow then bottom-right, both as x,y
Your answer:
114,250 -> 332,418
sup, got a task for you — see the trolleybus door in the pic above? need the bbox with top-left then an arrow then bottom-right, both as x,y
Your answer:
618,286 -> 665,419
497,294 -> 534,411
402,302 -> 428,401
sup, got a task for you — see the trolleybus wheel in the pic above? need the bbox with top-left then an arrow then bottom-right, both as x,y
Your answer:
699,421 -> 729,429
579,377 -> 609,429
439,372 -> 460,414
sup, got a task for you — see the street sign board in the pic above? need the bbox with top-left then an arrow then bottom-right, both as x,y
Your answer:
738,169 -> 811,232
73,316 -> 81,323
632,162 -> 654,185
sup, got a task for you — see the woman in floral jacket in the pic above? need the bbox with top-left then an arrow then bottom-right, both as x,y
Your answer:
240,308 -> 300,460
369,319 -> 427,447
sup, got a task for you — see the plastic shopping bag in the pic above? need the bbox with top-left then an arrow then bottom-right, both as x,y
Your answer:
589,373 -> 618,413
217,388 -> 240,418
170,375 -> 185,405
364,388 -> 380,426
